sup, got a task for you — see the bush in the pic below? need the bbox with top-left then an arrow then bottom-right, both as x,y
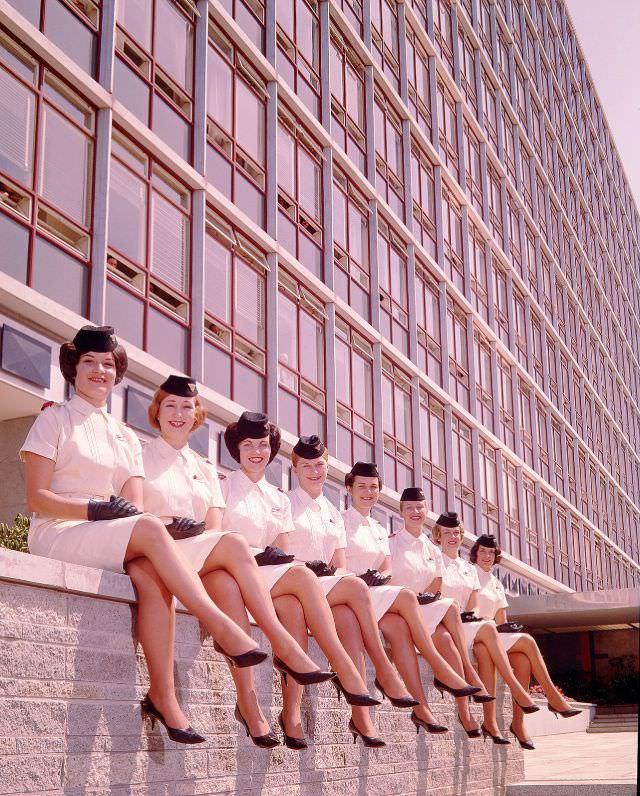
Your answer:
0,513 -> 30,553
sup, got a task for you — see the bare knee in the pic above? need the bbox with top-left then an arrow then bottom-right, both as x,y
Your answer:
203,569 -> 242,600
433,627 -> 455,654
380,613 -> 412,644
343,576 -> 370,606
519,633 -> 537,653
332,604 -> 360,636
286,564 -> 323,594
395,588 -> 418,612
216,532 -> 251,558
273,594 -> 305,625
132,514 -> 172,548
127,556 -> 169,597
473,641 -> 491,664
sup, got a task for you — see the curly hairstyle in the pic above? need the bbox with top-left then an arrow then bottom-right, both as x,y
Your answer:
431,520 -> 465,545
224,421 -> 281,464
147,389 -> 207,431
344,471 -> 383,490
59,342 -> 128,386
469,537 -> 502,565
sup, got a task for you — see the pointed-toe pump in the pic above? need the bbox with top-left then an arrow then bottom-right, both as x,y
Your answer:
481,724 -> 511,745
456,715 -> 482,738
348,718 -> 386,748
374,678 -> 419,708
410,710 -> 448,734
278,711 -> 308,750
332,677 -> 381,707
510,723 -> 535,750
472,693 -> 496,704
234,704 -> 280,748
213,640 -> 269,669
547,702 -> 582,719
140,694 -> 206,744
273,656 -> 336,686
515,700 -> 541,715
433,678 -> 482,699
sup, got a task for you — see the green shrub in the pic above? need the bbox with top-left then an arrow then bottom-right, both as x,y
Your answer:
0,513 -> 30,553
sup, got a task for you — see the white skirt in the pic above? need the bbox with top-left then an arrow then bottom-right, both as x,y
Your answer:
497,631 -> 521,652
462,618 -> 494,654
176,530 -> 229,573
418,597 -> 455,635
370,584 -> 405,621
251,548 -> 304,591
318,572 -> 355,596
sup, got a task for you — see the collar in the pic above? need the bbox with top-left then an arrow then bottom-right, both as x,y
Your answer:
345,504 -> 372,527
152,435 -> 190,461
397,524 -> 423,545
292,486 -> 322,512
236,467 -> 270,495
474,564 -> 492,582
68,393 -> 109,417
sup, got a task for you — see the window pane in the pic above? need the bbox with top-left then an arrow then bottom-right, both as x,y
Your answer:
207,46 -> 232,130
204,234 -> 231,322
298,148 -> 321,220
152,94 -> 190,162
277,125 -> 295,195
204,342 -> 231,397
114,59 -> 150,125
105,279 -> 144,348
352,353 -> 372,417
151,192 -> 188,292
299,310 -> 324,386
278,293 -> 297,369
235,260 -> 265,345
335,339 -> 350,404
6,0 -> 40,26
108,158 -> 147,264
147,307 -> 187,369
235,80 -> 264,164
45,0 -> 96,75
116,0 -> 152,50
0,212 -> 29,282
32,237 -> 87,315
0,65 -> 36,186
154,0 -> 192,89
236,362 -> 264,410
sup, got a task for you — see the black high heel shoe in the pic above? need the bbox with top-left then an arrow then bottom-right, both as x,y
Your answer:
332,677 -> 381,707
510,722 -> 535,750
515,700 -> 540,714
273,656 -> 336,686
471,693 -> 496,704
348,718 -> 386,748
433,678 -> 482,699
456,715 -> 482,738
481,724 -> 511,745
547,702 -> 582,719
233,704 -> 280,748
278,711 -> 308,750
213,640 -> 268,669
140,694 -> 206,744
410,710 -> 448,734
374,678 -> 419,708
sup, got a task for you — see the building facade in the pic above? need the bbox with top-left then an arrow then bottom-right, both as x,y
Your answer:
0,0 -> 639,595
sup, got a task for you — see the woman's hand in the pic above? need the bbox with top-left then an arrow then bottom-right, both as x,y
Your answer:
88,495 -> 140,521
165,517 -> 205,539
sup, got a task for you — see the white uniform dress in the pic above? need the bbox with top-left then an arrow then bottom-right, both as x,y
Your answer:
440,554 -> 494,652
288,487 -> 355,596
341,505 -> 403,621
220,469 -> 302,590
142,435 -> 229,572
389,527 -> 456,634
19,394 -> 144,572
474,565 -> 520,651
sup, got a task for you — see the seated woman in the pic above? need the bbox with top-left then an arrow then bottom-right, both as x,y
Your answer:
20,326 -> 266,745
471,534 -> 581,749
221,413 -> 379,746
342,463 -> 481,735
390,488 -> 495,737
287,435 -> 417,748
142,376 -> 330,748
434,512 -> 541,742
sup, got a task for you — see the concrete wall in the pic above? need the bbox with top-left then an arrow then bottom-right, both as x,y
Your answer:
0,548 -> 524,796
0,416 -> 31,526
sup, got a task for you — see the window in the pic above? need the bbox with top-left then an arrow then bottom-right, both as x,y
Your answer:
502,112 -> 517,184
540,489 -> 556,579
520,145 -> 534,216
370,0 -> 401,92
378,218 -> 409,355
478,0 -> 493,52
479,437 -> 499,536
493,262 -> 510,346
496,30 -> 511,98
278,271 -> 326,438
518,378 -> 534,467
410,143 -> 437,259
419,389 -> 447,510
276,0 -> 321,118
203,211 -> 267,409
441,188 -> 464,290
571,517 -> 582,589
557,509 -> 570,585
452,414 -> 475,527
503,457 -> 521,559
0,37 -> 95,315
415,263 -> 442,386
382,357 -> 414,492
512,288 -> 527,367
330,32 -> 367,174
551,419 -> 564,493
487,162 -> 503,242
463,121 -> 483,215
514,64 -> 527,127
447,299 -> 470,411
481,68 -> 498,153
333,168 -> 371,320
536,399 -> 550,484
506,196 -> 522,276
523,475 -> 538,568
459,29 -> 478,115
474,331 -> 494,431
406,26 -> 433,142
433,0 -> 455,75
497,354 -> 515,449
335,318 -> 375,464
565,432 -> 577,506
336,0 -> 364,36
277,109 -> 323,278
374,91 -> 405,218
436,80 -> 459,179
115,0 -> 194,162
469,223 -> 489,322
218,0 -> 265,52
547,335 -> 559,408
206,25 -> 267,228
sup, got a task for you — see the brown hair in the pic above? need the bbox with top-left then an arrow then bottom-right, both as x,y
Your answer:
292,449 -> 329,467
147,389 -> 206,431
59,342 -> 128,385
469,538 -> 502,565
224,421 -> 281,464
345,472 -> 383,490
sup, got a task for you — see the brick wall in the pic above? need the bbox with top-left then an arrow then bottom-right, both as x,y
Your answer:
0,549 -> 524,795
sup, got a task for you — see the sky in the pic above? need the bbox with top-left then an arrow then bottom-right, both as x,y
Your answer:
564,0 -> 640,211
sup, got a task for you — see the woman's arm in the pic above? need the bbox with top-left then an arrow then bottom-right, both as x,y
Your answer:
329,548 -> 348,573
494,607 -> 508,624
272,532 -> 289,552
378,554 -> 393,577
465,589 -> 479,612
425,576 -> 443,592
120,476 -> 144,511
24,453 -> 89,520
205,507 -> 223,531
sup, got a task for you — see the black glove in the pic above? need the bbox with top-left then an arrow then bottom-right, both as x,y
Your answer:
254,545 -> 295,566
417,590 -> 441,605
496,621 -> 524,633
357,568 -> 392,587
87,495 -> 140,522
460,610 -> 482,623
305,560 -> 337,578
165,517 -> 206,540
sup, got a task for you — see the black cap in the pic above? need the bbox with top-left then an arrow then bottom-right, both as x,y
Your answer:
72,325 -> 118,353
476,534 -> 497,548
436,511 -> 460,528
400,487 -> 426,502
160,375 -> 198,397
293,435 -> 326,460
237,411 -> 270,439
349,462 -> 379,478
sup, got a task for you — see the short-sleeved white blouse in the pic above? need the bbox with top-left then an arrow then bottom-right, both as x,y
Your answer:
389,527 -> 444,593
474,565 -> 509,620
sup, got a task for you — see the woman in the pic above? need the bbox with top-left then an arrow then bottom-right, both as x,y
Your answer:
287,436 -> 416,748
220,412 -> 379,747
20,326 -> 266,744
342,463 -> 481,735
142,376 -> 332,747
434,512 -> 541,742
390,488 -> 495,737
471,534 -> 581,749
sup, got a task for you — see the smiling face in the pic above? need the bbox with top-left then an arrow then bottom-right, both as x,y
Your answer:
348,475 -> 380,513
401,500 -> 428,529
238,436 -> 271,477
439,524 -> 463,558
294,455 -> 328,496
157,394 -> 197,445
74,351 -> 117,405
475,544 -> 497,571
